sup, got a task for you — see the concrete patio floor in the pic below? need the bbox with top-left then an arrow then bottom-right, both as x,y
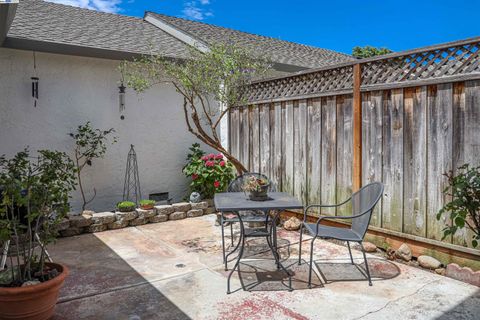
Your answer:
49,214 -> 480,320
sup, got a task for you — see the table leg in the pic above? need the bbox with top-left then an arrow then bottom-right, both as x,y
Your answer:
227,216 -> 245,294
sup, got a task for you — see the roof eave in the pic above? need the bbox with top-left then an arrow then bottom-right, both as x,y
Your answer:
0,3 -> 18,45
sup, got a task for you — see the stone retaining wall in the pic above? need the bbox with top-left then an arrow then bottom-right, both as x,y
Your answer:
58,201 -> 215,237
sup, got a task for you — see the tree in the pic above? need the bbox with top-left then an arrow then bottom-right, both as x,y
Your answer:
69,122 -> 117,211
352,46 -> 392,59
120,44 -> 272,174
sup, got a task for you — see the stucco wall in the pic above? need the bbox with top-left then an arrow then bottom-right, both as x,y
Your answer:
0,47 -> 205,212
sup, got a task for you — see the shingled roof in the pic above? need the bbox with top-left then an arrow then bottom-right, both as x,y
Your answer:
3,0 -> 355,70
147,12 -> 356,69
4,0 -> 191,59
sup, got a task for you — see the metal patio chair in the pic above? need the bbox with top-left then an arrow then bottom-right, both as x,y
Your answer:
298,182 -> 384,287
221,173 -> 276,270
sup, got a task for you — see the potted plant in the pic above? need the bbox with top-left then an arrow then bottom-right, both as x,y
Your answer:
0,148 -> 76,320
243,175 -> 270,200
139,199 -> 155,210
117,201 -> 136,212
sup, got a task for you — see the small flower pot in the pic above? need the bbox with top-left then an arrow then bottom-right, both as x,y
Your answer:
248,184 -> 270,201
140,204 -> 154,210
118,206 -> 136,212
0,262 -> 68,320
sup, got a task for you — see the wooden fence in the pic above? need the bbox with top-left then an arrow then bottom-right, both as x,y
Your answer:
229,37 -> 480,251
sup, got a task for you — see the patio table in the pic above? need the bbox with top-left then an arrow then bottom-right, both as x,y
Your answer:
214,192 -> 303,293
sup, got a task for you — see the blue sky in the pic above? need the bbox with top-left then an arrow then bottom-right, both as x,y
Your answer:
49,0 -> 480,55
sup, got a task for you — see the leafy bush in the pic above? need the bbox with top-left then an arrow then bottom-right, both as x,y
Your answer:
0,148 -> 76,286
183,143 -> 235,199
437,164 -> 480,247
117,201 -> 136,212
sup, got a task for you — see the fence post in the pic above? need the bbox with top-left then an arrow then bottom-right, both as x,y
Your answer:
352,63 -> 362,191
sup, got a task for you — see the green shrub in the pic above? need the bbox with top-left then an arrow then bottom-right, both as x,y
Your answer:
117,201 -> 136,212
437,164 -> 480,247
139,199 -> 155,206
182,143 -> 235,199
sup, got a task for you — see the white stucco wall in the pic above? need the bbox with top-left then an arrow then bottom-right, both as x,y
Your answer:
0,47 -> 206,212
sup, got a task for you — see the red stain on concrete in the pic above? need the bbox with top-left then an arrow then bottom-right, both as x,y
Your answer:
217,294 -> 310,320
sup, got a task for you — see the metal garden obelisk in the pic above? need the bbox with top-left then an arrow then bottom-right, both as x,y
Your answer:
123,144 -> 141,205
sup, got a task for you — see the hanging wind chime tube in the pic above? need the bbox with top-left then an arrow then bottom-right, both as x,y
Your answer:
31,52 -> 39,107
123,144 -> 141,205
119,82 -> 126,120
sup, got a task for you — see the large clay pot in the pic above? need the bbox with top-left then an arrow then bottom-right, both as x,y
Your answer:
0,263 -> 68,320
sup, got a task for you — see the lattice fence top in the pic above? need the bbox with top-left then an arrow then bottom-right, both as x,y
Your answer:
243,37 -> 480,104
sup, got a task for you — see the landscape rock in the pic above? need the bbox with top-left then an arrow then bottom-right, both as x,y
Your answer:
395,243 -> 412,261
129,218 -> 147,226
190,201 -> 208,210
155,205 -> 174,215
60,227 -> 83,237
204,207 -> 217,215
361,241 -> 377,253
283,217 -> 301,231
418,255 -> 442,269
172,202 -> 191,212
86,223 -> 107,233
386,248 -> 396,260
114,211 -> 137,221
136,208 -> 155,219
187,209 -> 203,218
435,268 -> 446,276
108,219 -> 129,230
170,211 -> 186,220
446,263 -> 480,287
149,214 -> 168,223
91,212 -> 115,225
69,214 -> 93,228
82,210 -> 95,217
56,218 -> 70,231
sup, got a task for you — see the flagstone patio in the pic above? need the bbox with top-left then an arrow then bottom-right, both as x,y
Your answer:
49,214 -> 479,320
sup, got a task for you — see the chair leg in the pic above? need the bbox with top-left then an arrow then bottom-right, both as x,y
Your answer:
359,242 -> 372,286
298,224 -> 303,265
347,241 -> 354,264
308,238 -> 316,288
230,223 -> 234,246
220,215 -> 227,270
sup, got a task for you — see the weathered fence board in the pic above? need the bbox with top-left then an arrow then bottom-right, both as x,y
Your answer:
230,107 -> 240,159
271,102 -> 282,189
321,96 -> 337,215
382,89 -> 404,232
294,100 -> 308,205
336,95 -> 353,216
403,86 -> 427,237
249,106 -> 260,172
283,101 -> 294,194
307,98 -> 322,214
239,106 -> 249,170
426,84 -> 453,242
259,104 -> 271,177
362,91 -> 383,227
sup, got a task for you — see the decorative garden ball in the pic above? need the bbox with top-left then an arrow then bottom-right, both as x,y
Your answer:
190,192 -> 202,203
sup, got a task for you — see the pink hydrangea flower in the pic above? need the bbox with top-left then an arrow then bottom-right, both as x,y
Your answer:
201,155 -> 209,161
219,160 -> 226,167
192,173 -> 198,180
215,153 -> 223,160
208,153 -> 215,160
205,161 -> 215,167
214,181 -> 220,188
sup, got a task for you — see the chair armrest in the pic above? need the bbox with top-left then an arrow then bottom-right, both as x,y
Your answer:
301,196 -> 352,222
311,209 -> 372,235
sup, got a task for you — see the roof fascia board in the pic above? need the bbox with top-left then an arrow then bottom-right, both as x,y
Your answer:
0,3 -> 18,45
144,12 -> 210,53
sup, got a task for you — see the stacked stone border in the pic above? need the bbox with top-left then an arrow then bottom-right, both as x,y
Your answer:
58,200 -> 216,237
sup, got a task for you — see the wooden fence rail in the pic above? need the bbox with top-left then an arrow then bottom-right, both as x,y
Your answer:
229,37 -> 480,251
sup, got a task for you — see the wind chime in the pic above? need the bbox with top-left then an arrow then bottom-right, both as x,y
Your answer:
118,72 -> 126,120
123,144 -> 141,205
31,52 -> 39,107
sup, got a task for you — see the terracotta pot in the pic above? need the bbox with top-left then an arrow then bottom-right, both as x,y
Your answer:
0,263 -> 68,320
140,204 -> 154,210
